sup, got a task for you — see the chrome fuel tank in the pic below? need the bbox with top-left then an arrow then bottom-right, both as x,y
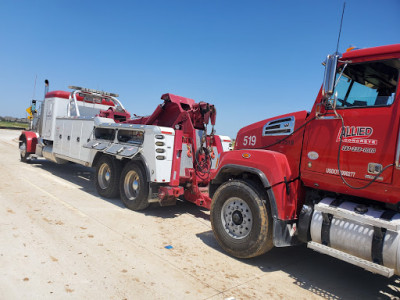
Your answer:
310,197 -> 400,275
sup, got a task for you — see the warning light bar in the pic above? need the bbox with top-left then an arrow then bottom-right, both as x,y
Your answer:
346,46 -> 360,52
68,86 -> 119,98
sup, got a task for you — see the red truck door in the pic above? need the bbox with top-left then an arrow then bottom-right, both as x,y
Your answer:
303,58 -> 400,186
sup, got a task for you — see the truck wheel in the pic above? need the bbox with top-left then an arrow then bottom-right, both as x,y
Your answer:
19,137 -> 30,163
210,180 -> 273,258
119,161 -> 149,211
94,155 -> 121,198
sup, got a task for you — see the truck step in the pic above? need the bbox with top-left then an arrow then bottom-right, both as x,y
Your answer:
307,241 -> 395,277
314,200 -> 400,231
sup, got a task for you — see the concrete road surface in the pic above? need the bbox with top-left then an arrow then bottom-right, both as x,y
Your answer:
0,129 -> 399,299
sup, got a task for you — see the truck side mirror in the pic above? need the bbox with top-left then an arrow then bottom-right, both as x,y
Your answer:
322,54 -> 339,100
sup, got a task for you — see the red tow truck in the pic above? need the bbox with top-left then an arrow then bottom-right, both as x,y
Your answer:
20,44 -> 400,277
209,44 -> 400,277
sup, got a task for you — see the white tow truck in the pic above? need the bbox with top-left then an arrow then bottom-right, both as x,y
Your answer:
20,86 -> 231,210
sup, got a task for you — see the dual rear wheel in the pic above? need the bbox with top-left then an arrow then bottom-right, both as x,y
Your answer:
119,162 -> 149,211
94,156 -> 149,211
94,155 -> 121,198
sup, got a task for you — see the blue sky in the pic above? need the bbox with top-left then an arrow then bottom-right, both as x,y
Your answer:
0,0 -> 399,138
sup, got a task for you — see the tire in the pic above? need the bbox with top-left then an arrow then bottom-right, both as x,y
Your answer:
94,155 -> 121,198
19,137 -> 30,163
210,180 -> 273,258
119,161 -> 149,211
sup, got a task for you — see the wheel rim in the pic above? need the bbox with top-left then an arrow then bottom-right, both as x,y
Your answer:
221,197 -> 252,239
123,170 -> 140,201
20,142 -> 26,158
98,163 -> 111,189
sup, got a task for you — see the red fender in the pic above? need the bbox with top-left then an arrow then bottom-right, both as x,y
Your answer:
212,149 -> 303,220
19,131 -> 38,154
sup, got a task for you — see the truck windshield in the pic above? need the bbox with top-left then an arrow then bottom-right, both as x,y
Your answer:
334,59 -> 400,108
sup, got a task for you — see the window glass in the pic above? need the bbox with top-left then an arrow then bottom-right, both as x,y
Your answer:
334,59 -> 399,108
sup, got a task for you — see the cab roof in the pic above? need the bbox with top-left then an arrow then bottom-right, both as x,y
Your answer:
341,44 -> 400,61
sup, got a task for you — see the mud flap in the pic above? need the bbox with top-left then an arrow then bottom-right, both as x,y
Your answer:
273,218 -> 301,247
297,205 -> 313,243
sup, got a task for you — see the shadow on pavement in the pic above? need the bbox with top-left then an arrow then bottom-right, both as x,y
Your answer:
196,230 -> 400,300
26,158 -> 211,219
144,200 -> 210,221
